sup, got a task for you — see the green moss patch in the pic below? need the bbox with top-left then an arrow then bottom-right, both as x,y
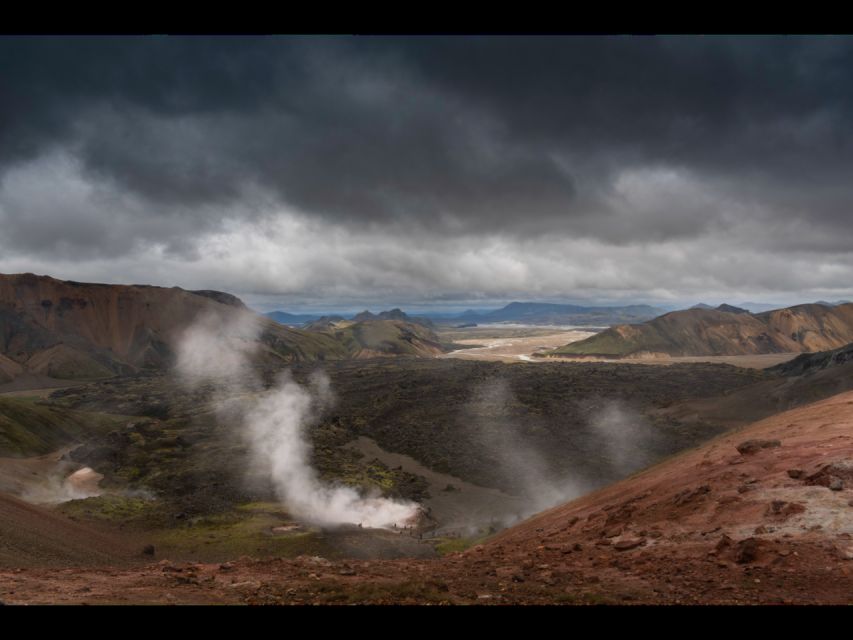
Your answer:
0,397 -> 128,456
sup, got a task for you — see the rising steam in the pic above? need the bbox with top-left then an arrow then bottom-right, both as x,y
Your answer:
587,400 -> 661,475
464,378 -> 663,526
174,311 -> 419,529
465,379 -> 590,523
174,310 -> 262,387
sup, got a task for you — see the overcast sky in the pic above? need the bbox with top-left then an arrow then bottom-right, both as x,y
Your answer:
2,35 -> 853,312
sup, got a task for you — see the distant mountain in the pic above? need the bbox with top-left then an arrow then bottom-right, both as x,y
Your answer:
350,308 -> 435,328
737,301 -> 786,313
268,302 -> 666,328
430,301 -> 666,326
268,307 -> 436,329
693,302 -> 781,313
694,302 -> 784,313
815,300 -> 853,307
324,319 -> 446,358
715,303 -> 750,315
300,310 -> 445,358
302,315 -> 346,331
547,302 -> 853,358
265,311 -> 324,326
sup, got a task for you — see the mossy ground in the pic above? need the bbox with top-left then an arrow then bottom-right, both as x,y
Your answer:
58,496 -> 337,561
30,359 -> 765,558
0,396 -> 130,457
433,534 -> 490,555
45,360 -> 764,502
58,494 -> 162,525
149,505 -> 337,562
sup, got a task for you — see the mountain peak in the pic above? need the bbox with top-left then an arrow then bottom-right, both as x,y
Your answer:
715,304 -> 750,314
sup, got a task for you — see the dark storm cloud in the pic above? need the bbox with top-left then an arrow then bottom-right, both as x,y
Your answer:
2,35 -> 853,304
3,35 -> 853,243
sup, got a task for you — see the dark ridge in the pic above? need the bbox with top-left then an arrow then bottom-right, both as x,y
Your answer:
716,304 -> 750,314
770,342 -> 853,377
189,290 -> 246,308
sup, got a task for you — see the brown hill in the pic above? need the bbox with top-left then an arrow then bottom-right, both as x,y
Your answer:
0,491 -> 136,567
0,273 -> 349,383
0,273 -> 448,385
548,303 -> 853,358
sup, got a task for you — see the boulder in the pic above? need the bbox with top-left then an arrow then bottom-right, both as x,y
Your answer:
736,439 -> 781,455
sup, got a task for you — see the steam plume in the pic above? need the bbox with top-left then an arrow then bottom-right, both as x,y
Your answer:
466,379 -> 590,522
174,311 -> 419,529
465,379 -> 662,527
174,310 -> 262,387
587,400 -> 661,475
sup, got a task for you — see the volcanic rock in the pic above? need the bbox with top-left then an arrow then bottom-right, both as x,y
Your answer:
736,439 -> 781,455
735,538 -> 761,564
805,460 -> 853,489
673,484 -> 711,506
613,537 -> 646,551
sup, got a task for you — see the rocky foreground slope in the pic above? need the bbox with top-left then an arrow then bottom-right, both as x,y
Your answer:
2,389 -> 851,604
0,492 -> 136,568
548,302 -> 853,358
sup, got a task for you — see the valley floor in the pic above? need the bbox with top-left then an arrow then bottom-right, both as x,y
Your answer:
437,325 -> 800,369
439,330 -> 596,362
2,389 -> 852,605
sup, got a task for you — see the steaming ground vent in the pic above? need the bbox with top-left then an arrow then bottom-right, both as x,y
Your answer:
176,313 -> 420,530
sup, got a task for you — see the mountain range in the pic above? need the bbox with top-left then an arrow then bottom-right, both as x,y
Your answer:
266,302 -> 667,328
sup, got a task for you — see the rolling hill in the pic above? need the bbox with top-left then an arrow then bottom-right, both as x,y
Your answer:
0,491 -> 136,567
305,317 -> 446,358
546,302 -> 853,358
0,273 -> 446,385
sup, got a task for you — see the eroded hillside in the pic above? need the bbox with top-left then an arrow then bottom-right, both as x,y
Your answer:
0,273 -> 447,386
549,303 -> 853,358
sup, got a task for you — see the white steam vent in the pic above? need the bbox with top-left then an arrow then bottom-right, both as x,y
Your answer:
174,311 -> 420,529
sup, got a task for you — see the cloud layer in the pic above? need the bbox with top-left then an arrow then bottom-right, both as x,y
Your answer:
2,36 -> 853,308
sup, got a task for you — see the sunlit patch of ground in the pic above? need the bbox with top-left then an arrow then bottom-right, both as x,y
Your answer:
0,448 -> 103,503
437,324 -> 800,369
440,330 -> 596,362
